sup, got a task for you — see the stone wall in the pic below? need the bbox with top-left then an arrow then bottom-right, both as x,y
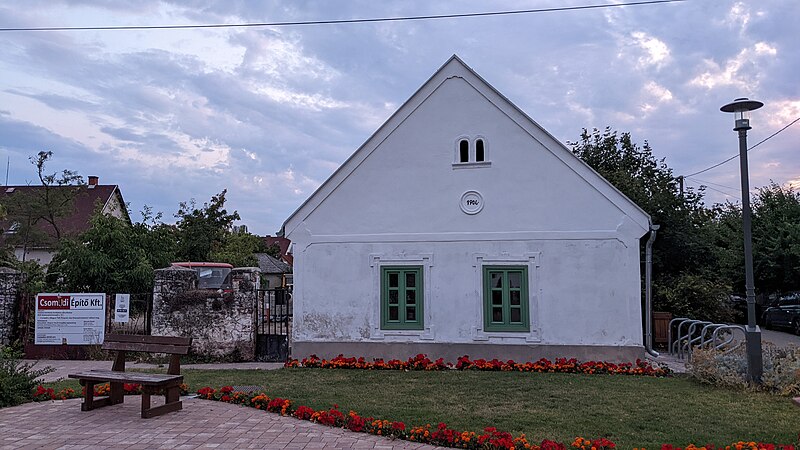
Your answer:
0,267 -> 25,346
152,266 -> 259,360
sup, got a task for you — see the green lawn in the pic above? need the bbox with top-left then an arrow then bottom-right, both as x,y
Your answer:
44,369 -> 799,449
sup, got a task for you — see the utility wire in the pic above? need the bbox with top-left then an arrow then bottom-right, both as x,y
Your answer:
686,177 -> 741,193
684,179 -> 737,198
0,0 -> 686,32
684,116 -> 800,178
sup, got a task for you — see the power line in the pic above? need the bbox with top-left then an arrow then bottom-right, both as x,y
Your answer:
687,177 -> 741,193
684,116 -> 800,178
684,178 -> 737,198
0,0 -> 686,32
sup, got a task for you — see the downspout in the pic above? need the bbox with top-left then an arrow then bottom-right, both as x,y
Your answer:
645,224 -> 660,357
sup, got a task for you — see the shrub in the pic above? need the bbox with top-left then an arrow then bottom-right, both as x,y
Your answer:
654,273 -> 734,323
689,343 -> 800,395
0,346 -> 54,407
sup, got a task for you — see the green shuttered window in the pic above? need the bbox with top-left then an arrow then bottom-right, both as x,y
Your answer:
483,266 -> 529,332
381,266 -> 424,330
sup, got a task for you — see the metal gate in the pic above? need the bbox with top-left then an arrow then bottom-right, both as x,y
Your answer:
106,293 -> 153,336
255,287 -> 292,361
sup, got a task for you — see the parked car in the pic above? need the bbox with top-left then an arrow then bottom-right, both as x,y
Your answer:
761,292 -> 800,335
171,262 -> 233,293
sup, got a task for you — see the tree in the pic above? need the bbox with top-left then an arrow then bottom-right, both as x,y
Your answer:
751,182 -> 800,294
210,230 -> 267,268
174,190 -> 240,262
51,211 -> 155,293
570,128 -> 731,321
1,151 -> 84,261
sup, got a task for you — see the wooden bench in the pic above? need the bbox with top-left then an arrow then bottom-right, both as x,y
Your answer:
68,334 -> 192,418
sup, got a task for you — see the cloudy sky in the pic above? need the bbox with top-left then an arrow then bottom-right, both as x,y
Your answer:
1,0 -> 797,235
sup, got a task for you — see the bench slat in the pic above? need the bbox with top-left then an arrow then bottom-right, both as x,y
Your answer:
103,334 -> 191,346
68,370 -> 183,386
102,341 -> 190,354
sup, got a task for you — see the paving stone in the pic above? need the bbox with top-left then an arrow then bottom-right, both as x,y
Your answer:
0,397 -> 440,449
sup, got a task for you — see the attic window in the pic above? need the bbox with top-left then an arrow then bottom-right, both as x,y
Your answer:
4,222 -> 19,234
453,136 -> 491,169
459,139 -> 469,163
5,187 -> 14,193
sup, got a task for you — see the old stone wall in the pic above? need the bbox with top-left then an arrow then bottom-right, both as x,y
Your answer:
0,267 -> 25,346
152,266 -> 259,360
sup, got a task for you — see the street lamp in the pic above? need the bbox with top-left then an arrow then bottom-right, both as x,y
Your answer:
720,97 -> 764,382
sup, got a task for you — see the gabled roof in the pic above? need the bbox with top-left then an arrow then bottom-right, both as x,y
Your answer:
255,253 -> 292,274
0,184 -> 130,242
282,55 -> 650,237
263,235 -> 293,266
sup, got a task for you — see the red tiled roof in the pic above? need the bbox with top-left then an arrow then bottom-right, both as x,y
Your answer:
0,184 -> 129,242
263,235 -> 292,266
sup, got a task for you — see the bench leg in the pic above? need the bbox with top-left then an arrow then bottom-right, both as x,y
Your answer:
79,380 -> 113,411
109,382 -> 125,405
140,385 -> 182,419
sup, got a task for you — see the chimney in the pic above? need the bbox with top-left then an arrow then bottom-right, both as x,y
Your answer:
88,176 -> 99,186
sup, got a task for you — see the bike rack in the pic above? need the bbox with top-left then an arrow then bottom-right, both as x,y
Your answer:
684,321 -> 711,361
710,325 -> 746,354
667,317 -> 689,356
667,318 -> 748,360
673,319 -> 704,359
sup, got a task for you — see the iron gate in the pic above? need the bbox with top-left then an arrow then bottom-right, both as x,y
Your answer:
106,293 -> 153,336
255,287 -> 292,361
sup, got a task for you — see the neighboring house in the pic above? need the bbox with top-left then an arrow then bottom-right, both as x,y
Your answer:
255,253 -> 292,288
263,235 -> 293,266
281,55 -> 652,362
0,176 -> 129,265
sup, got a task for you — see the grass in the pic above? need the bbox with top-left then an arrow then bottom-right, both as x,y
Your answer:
43,369 -> 799,449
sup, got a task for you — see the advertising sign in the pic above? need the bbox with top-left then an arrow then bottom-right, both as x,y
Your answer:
114,294 -> 130,323
35,293 -> 106,345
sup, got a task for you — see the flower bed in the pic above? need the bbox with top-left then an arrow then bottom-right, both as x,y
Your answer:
196,386 -> 797,450
32,383 -> 190,401
285,354 -> 672,377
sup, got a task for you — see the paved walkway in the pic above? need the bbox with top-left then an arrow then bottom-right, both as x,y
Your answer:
0,397 -> 442,449
646,328 -> 799,374
24,360 -> 285,383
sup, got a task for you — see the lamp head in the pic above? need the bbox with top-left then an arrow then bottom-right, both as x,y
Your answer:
721,97 -> 764,131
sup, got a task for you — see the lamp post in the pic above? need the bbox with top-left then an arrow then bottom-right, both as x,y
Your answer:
720,97 -> 764,382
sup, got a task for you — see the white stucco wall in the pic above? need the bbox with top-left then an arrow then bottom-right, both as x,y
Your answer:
14,248 -> 54,266
292,239 -> 642,347
284,57 -> 650,360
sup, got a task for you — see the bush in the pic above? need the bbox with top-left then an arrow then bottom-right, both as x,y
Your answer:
689,343 -> 800,396
0,346 -> 54,407
654,273 -> 734,323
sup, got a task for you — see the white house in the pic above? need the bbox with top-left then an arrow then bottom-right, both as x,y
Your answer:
282,55 -> 652,362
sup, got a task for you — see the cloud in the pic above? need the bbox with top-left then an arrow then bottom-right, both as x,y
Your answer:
630,31 -> 671,70
0,0 -> 798,231
689,42 -> 778,91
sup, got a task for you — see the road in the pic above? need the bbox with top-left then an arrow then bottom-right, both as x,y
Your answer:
760,328 -> 800,348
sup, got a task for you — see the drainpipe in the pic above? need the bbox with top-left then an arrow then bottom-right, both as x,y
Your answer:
645,224 -> 660,357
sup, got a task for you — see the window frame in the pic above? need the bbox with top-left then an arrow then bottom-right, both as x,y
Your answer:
380,266 -> 424,330
482,265 -> 529,332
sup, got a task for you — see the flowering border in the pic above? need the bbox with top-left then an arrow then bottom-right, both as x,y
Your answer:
33,383 -> 190,401
196,386 -> 797,450
285,354 -> 672,377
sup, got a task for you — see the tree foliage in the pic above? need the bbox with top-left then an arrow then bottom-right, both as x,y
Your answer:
50,212 -> 155,293
209,229 -> 272,268
174,190 -> 240,262
751,183 -> 800,294
570,128 -> 730,321
1,151 -> 84,261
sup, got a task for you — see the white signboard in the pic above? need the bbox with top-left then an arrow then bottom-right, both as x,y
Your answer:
114,294 -> 130,323
35,293 -> 106,345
